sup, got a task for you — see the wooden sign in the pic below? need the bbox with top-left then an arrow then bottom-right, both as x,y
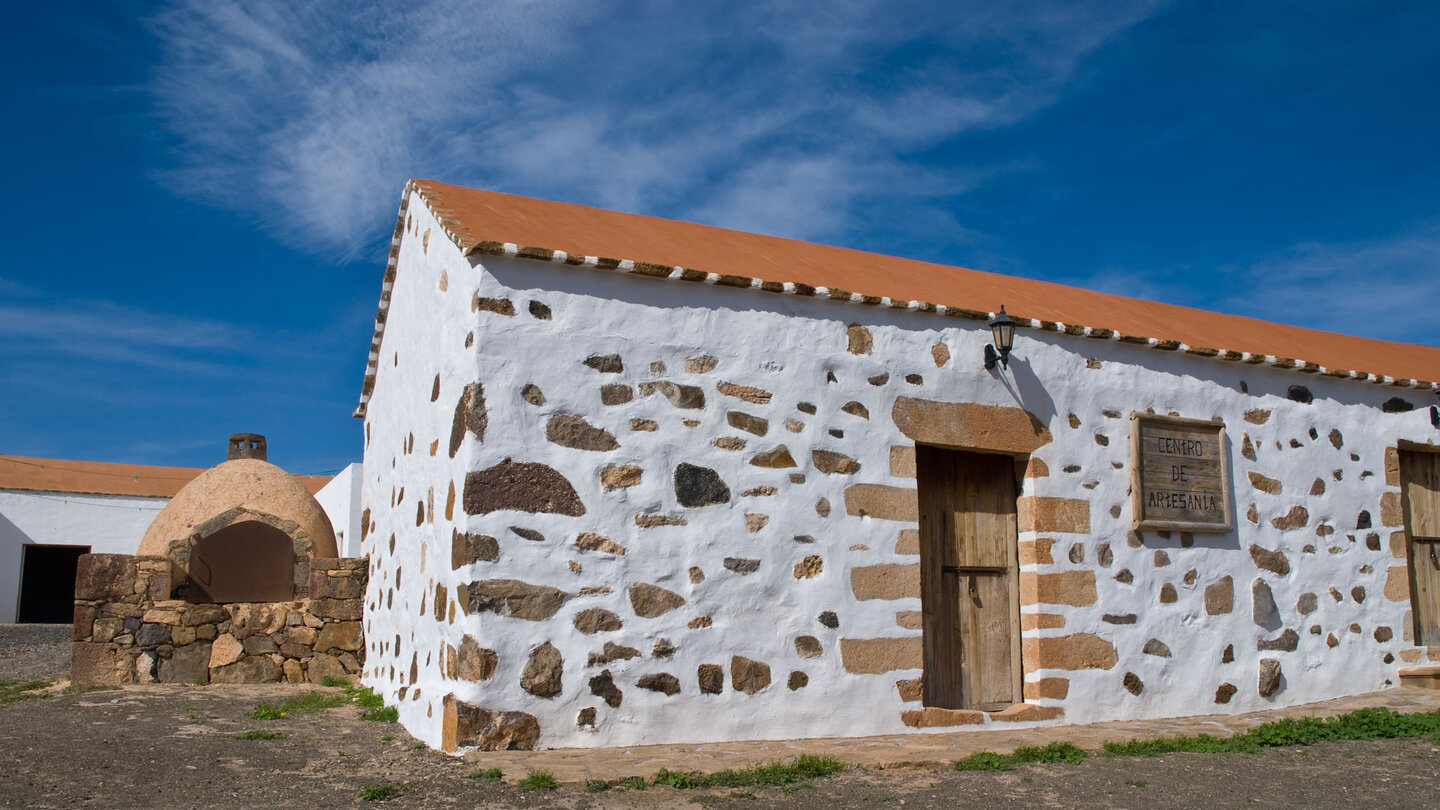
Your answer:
1130,413 -> 1233,532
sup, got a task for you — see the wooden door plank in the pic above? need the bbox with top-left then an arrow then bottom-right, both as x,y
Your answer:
1402,451 -> 1440,644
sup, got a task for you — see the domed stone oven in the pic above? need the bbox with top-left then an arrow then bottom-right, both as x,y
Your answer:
138,434 -> 338,602
72,435 -> 367,688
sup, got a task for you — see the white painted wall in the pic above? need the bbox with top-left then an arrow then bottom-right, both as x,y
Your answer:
315,463 -> 365,558
361,187 -> 1440,751
0,490 -> 168,623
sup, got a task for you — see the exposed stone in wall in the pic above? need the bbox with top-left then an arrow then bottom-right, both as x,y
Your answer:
931,343 -> 950,367
445,697 -> 540,751
749,445 -> 797,468
1158,584 -> 1177,604
1258,629 -> 1299,652
851,564 -> 919,601
628,583 -> 687,618
637,673 -> 681,695
1021,571 -> 1097,607
685,355 -> 718,373
844,485 -> 918,521
639,381 -> 706,409
448,383 -> 487,458
674,463 -> 731,507
716,381 -> 772,404
1020,634 -> 1118,671
724,558 -> 761,575
1018,497 -> 1090,534
464,461 -> 585,516
588,642 -> 640,666
546,415 -> 620,451
1249,545 -> 1290,576
472,296 -> 515,316
794,556 -> 824,579
794,636 -> 823,658
788,671 -> 809,690
576,533 -> 626,555
1248,471 -> 1281,495
731,655 -> 773,694
698,664 -> 723,694
1123,672 -> 1144,696
892,397 -> 1051,454
521,643 -> 563,697
812,450 -> 862,475
1270,506 -> 1309,531
846,324 -> 873,354
521,384 -> 546,406
1244,409 -> 1271,425
839,637 -> 923,674
463,580 -> 569,621
600,383 -> 633,405
573,608 -> 622,635
457,636 -> 497,680
583,354 -> 623,373
727,411 -> 769,435
1252,579 -> 1279,628
1205,576 -> 1234,614
1258,659 -> 1283,697
452,531 -> 499,568
599,465 -> 642,490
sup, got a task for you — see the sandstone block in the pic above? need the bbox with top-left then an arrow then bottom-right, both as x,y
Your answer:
209,634 -> 243,668
1248,471 -> 1282,495
727,411 -> 769,436
445,698 -> 541,752
1020,633 -> 1118,671
844,484 -> 918,521
1023,677 -> 1070,700
1017,497 -> 1090,533
314,621 -> 363,653
628,583 -> 686,618
840,636 -> 923,674
991,703 -> 1064,722
1381,492 -> 1405,527
452,531 -> 499,568
71,642 -> 125,687
731,655 -> 772,694
850,564 -> 920,601
1205,576 -> 1235,615
794,555 -> 824,579
464,579 -> 569,620
572,608 -> 623,635
892,397 -> 1051,454
749,445 -> 798,468
1020,571 -> 1096,607
901,707 -> 985,728
575,533 -> 626,555
716,381 -> 772,404
637,673 -> 681,695
600,465 -> 643,490
211,655 -> 282,684
546,414 -> 620,451
457,636 -> 498,681
74,554 -> 137,601
521,642 -> 563,698
698,664 -> 724,694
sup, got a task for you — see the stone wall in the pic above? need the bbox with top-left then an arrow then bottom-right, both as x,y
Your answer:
71,553 -> 367,687
357,186 -> 1440,752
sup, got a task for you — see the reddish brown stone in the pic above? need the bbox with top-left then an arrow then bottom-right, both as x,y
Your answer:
448,383 -> 486,458
445,696 -> 540,751
462,579 -> 568,620
464,461 -> 585,516
546,415 -> 620,451
74,554 -> 137,601
731,655 -> 772,694
628,583 -> 686,618
573,608 -> 622,635
812,450 -> 861,475
452,530 -> 499,568
520,642 -> 563,698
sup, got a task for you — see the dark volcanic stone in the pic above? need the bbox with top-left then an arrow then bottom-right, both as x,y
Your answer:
674,463 -> 730,507
464,460 -> 585,516
449,382 -> 486,457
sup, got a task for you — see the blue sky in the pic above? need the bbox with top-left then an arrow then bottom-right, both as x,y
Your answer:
2,1 -> 1437,472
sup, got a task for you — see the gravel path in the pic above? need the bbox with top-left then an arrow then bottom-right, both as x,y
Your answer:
0,624 -> 72,681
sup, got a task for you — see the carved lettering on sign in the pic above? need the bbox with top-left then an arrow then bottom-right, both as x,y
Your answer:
1131,413 -> 1233,533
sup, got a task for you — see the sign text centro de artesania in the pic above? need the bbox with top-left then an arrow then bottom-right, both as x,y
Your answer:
1129,413 -> 1233,532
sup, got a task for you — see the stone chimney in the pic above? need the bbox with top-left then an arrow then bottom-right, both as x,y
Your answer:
227,433 -> 267,461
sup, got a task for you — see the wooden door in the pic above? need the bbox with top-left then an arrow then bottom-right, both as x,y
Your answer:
916,446 -> 1021,711
1401,450 -> 1440,644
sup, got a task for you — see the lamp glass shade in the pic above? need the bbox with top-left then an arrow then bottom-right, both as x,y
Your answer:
989,307 -> 1016,353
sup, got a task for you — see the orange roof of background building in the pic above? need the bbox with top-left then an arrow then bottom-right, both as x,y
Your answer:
358,179 -> 1439,414
0,455 -> 332,498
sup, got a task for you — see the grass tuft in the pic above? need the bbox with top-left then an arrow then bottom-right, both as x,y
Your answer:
1103,706 -> 1440,758
956,742 -> 1088,771
519,770 -> 558,791
586,779 -> 610,793
236,729 -> 286,741
467,767 -> 502,780
359,784 -> 402,802
0,678 -> 56,707
617,776 -> 648,790
320,675 -> 351,688
362,705 -> 399,723
648,754 -> 845,789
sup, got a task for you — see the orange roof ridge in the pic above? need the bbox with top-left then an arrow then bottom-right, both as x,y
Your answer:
355,179 -> 1439,416
0,455 -> 332,498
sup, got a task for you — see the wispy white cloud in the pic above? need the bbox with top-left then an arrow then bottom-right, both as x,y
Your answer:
144,0 -> 1165,257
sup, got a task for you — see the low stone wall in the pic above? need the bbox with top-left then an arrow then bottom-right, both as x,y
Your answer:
71,553 -> 367,687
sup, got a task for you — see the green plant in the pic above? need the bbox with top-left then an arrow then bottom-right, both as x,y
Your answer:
410,740 -> 426,750
519,770 -> 558,791
359,784 -> 401,802
380,733 -> 394,742
468,767 -> 503,780
586,779 -> 610,793
236,729 -> 286,740
1104,706 -> 1440,758
249,702 -> 285,720
1125,779 -> 1148,787
0,678 -> 55,708
321,675 -> 351,688
954,742 -> 1087,771
647,755 -> 845,789
618,776 -> 648,790
362,705 -> 399,723
249,691 -> 349,720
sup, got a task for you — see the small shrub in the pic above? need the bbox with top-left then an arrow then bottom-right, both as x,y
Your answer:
349,686 -> 387,709
410,741 -> 426,750
1013,742 -> 1087,765
617,776 -> 648,790
320,675 -> 351,688
586,779 -> 610,793
654,769 -> 696,789
519,770 -> 558,791
359,784 -> 401,802
249,702 -> 285,720
236,729 -> 286,740
467,768 -> 503,781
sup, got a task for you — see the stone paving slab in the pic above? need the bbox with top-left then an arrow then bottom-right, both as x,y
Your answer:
461,686 -> 1440,783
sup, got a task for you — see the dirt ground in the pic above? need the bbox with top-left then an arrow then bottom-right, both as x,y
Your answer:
4,625 -> 1440,809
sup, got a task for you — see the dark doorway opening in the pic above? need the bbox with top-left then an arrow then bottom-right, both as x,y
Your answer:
17,544 -> 91,623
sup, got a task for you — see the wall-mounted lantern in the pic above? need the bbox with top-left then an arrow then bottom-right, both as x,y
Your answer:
984,306 -> 1017,370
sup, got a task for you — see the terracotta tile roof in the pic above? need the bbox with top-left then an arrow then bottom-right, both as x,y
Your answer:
356,179 -> 1439,416
0,455 -> 332,498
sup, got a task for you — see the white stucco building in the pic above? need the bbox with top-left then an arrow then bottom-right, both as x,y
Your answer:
1,453 -> 361,623
356,179 -> 1440,753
